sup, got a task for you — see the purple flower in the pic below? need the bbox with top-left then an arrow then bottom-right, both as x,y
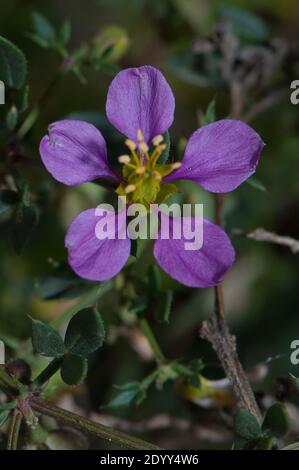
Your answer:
40,66 -> 264,288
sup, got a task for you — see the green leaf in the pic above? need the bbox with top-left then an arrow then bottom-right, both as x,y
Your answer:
107,382 -> 140,408
11,204 -> 39,255
157,131 -> 170,164
246,176 -> 267,192
155,290 -> 173,323
262,403 -> 291,438
235,409 -> 261,440
32,12 -> 56,47
167,51 -> 224,88
200,98 -> 216,126
0,36 -> 27,89
147,265 -> 162,293
35,262 -> 87,301
58,20 -> 71,47
282,442 -> 299,450
64,308 -> 105,356
31,318 -> 65,357
0,190 -> 19,214
6,105 -> 18,130
255,435 -> 276,450
0,410 -> 10,427
60,354 -> 88,385
218,4 -> 270,43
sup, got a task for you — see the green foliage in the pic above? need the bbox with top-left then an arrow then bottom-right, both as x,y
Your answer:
31,318 -> 66,358
0,36 -> 27,89
200,98 -> 216,126
234,405 -> 291,450
154,290 -> 173,323
262,403 -> 291,438
246,176 -> 267,192
0,410 -> 10,427
12,204 -> 39,255
167,50 -> 224,88
107,382 -> 144,408
31,309 -> 105,386
60,354 -> 88,385
34,262 -> 89,301
0,190 -> 20,214
157,131 -> 171,164
64,308 -> 105,356
235,409 -> 261,441
218,4 -> 270,43
31,12 -> 57,48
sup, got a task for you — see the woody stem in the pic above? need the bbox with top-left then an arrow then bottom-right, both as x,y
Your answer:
199,194 -> 262,423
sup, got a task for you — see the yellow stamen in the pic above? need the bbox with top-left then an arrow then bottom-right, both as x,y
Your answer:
170,162 -> 182,170
135,167 -> 145,175
137,129 -> 144,142
140,142 -> 149,154
125,184 -> 136,194
153,171 -> 162,181
152,134 -> 164,146
118,155 -> 131,164
125,139 -> 137,152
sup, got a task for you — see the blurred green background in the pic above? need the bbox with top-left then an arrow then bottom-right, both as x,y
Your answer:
1,0 -> 299,449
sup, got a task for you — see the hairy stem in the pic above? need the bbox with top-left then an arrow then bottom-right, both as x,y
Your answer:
199,194 -> 262,423
7,409 -> 22,450
32,357 -> 64,388
30,398 -> 160,450
139,318 -> 165,363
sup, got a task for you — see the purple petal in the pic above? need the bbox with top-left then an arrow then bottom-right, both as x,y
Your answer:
65,208 -> 130,281
40,120 -> 119,186
106,66 -> 175,144
153,214 -> 235,288
165,119 -> 264,192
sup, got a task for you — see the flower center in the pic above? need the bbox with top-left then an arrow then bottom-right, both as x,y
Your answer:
115,130 -> 181,206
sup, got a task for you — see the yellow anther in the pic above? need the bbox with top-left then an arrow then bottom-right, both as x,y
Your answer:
125,184 -> 136,194
118,155 -> 131,164
153,171 -> 162,181
170,162 -> 182,170
157,144 -> 166,153
152,135 -> 164,146
135,167 -> 145,175
125,139 -> 137,151
140,142 -> 149,154
137,129 -> 144,142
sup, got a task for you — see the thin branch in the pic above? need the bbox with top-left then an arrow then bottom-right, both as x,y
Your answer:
138,318 -> 165,363
242,88 -> 289,123
199,194 -> 262,423
232,227 -> 299,254
92,413 -> 232,443
30,398 -> 160,450
7,409 -> 22,450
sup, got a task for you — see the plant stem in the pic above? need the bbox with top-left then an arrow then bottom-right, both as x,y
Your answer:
17,71 -> 64,140
32,357 -> 64,388
51,282 -> 112,329
30,398 -> 160,450
7,409 -> 22,450
139,318 -> 165,363
199,194 -> 262,423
